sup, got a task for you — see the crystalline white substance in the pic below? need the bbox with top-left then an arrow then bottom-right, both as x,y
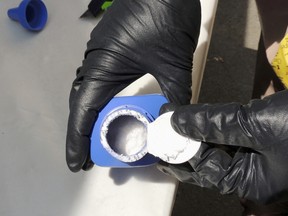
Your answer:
100,108 -> 149,162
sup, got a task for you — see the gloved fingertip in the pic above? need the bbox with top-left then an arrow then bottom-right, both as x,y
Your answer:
156,161 -> 174,175
159,103 -> 178,115
82,159 -> 94,171
67,162 -> 82,173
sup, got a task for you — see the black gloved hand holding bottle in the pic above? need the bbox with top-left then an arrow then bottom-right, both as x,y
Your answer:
66,0 -> 201,172
158,90 -> 288,205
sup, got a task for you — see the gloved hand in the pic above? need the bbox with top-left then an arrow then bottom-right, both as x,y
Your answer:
157,90 -> 288,205
66,0 -> 201,172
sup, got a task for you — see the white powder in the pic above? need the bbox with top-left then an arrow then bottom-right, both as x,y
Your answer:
100,108 -> 149,162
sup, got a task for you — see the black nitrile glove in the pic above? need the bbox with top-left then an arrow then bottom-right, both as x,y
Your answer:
66,0 -> 201,172
157,90 -> 288,205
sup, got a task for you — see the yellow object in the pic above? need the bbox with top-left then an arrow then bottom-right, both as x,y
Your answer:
271,34 -> 288,88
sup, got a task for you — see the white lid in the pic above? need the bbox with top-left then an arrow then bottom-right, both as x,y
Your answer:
147,112 -> 201,164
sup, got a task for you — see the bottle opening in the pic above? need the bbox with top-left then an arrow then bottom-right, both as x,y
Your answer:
100,107 -> 151,162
